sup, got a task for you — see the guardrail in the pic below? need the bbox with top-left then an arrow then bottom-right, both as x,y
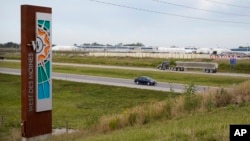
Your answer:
88,52 -> 210,59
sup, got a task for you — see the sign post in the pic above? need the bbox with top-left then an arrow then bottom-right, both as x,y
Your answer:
21,5 -> 52,140
229,56 -> 237,72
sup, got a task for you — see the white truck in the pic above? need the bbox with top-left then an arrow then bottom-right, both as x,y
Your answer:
157,61 -> 218,73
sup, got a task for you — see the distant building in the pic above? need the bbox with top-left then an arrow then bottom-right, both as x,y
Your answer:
157,46 -> 185,53
52,45 -> 81,51
196,48 -> 211,54
231,47 -> 250,52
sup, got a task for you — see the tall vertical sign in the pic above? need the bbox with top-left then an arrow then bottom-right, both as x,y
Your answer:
21,5 -> 52,140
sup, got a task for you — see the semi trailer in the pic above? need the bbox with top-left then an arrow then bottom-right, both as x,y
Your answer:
157,61 -> 218,73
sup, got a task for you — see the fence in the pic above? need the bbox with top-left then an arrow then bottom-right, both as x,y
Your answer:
88,52 -> 210,59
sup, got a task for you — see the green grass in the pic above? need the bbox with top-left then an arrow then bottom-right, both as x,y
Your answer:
53,55 -> 163,68
52,80 -> 175,129
0,74 -> 176,140
0,61 -> 20,69
54,65 -> 248,87
0,61 -> 249,87
52,55 -> 250,73
1,73 -> 250,141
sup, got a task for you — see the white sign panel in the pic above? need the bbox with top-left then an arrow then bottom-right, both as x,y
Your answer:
35,12 -> 52,112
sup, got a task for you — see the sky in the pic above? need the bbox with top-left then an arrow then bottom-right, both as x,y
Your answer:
0,0 -> 250,49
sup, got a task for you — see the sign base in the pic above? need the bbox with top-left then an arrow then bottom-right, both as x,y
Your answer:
22,133 -> 51,141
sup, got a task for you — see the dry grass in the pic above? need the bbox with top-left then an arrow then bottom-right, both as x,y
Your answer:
96,101 -> 168,132
95,80 -> 250,133
7,128 -> 21,141
233,80 -> 250,104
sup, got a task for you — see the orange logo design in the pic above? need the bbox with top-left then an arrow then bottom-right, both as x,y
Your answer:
37,28 -> 50,62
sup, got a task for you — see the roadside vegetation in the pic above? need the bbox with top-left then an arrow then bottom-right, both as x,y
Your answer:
1,48 -> 250,73
93,80 -> 250,130
0,74 -> 250,141
0,74 -> 177,141
1,49 -> 250,140
0,61 -> 248,87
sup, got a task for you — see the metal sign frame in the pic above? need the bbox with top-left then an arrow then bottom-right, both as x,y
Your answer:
21,5 -> 52,139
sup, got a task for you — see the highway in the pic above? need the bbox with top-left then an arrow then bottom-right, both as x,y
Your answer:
2,59 -> 250,78
53,62 -> 250,78
0,67 -> 217,93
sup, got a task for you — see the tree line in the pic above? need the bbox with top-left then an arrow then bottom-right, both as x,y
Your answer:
0,42 -> 145,48
0,42 -> 19,48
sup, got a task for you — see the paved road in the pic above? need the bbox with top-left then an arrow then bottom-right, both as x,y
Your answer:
0,68 -> 216,93
2,59 -> 250,78
53,62 -> 250,78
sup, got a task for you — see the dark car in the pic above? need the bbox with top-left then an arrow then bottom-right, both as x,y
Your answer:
134,76 -> 157,86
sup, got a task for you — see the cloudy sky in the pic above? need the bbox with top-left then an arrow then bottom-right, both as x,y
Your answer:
0,0 -> 250,48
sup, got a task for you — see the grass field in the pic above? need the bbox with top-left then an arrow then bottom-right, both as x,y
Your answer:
1,50 -> 250,73
81,105 -> 250,141
0,61 -> 249,87
1,73 -> 250,141
1,53 -> 250,140
0,74 -> 177,140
